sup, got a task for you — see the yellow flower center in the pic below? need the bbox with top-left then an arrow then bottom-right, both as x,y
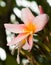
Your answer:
25,22 -> 36,33
21,22 -> 36,46
21,39 -> 26,45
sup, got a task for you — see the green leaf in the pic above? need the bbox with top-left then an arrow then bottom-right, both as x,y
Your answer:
5,54 -> 19,65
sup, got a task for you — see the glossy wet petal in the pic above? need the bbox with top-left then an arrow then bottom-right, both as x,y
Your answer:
22,40 -> 30,50
21,8 -> 35,25
4,24 -> 27,33
28,35 -> 33,51
23,34 -> 33,51
34,14 -> 49,32
7,33 -> 30,46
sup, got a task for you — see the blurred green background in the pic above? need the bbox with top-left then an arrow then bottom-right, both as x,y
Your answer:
0,0 -> 51,65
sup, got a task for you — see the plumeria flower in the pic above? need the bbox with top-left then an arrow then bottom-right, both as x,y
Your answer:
4,6 -> 49,64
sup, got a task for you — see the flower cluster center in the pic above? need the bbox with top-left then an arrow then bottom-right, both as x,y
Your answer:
26,22 -> 36,33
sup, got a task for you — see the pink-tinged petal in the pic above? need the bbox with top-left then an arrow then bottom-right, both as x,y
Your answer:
22,35 -> 33,51
34,14 -> 49,32
4,24 -> 27,33
7,33 -> 30,46
28,35 -> 33,51
23,35 -> 33,51
22,40 -> 30,50
39,5 -> 44,14
21,8 -> 35,25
